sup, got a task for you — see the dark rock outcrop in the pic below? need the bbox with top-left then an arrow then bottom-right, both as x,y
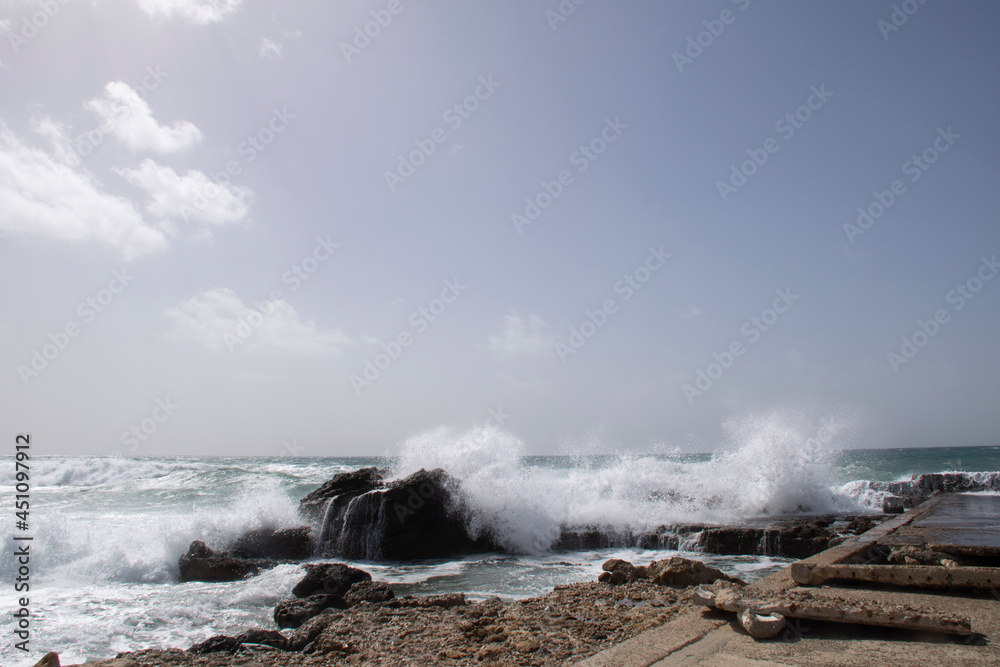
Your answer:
188,628 -> 287,654
275,562 -> 395,629
557,517 -> 857,560
308,467 -> 494,561
227,526 -> 313,560
292,563 -> 372,598
178,541 -> 276,583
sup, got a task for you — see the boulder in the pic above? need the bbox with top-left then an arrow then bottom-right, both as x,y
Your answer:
275,594 -> 348,629
310,467 -> 494,561
188,628 -> 288,654
599,557 -> 745,588
292,562 -> 372,598
178,541 -> 276,583
646,557 -> 745,588
228,526 -> 314,560
344,580 -> 395,606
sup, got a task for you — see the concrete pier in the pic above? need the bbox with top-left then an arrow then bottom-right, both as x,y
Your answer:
577,494 -> 1000,666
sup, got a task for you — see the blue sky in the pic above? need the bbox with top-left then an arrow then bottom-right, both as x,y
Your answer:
1,0 -> 998,455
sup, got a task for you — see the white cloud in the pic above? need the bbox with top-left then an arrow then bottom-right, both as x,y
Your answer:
0,121 -> 167,260
258,37 -> 283,59
165,288 -> 350,356
88,82 -> 202,153
136,0 -> 243,24
488,312 -> 557,357
117,159 -> 252,226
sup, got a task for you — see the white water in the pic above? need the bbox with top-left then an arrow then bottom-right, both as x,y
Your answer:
4,412 -> 995,666
394,412 -> 862,554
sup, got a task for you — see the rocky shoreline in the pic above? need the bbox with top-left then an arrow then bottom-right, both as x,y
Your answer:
36,467 -> 999,667
47,557 -> 743,667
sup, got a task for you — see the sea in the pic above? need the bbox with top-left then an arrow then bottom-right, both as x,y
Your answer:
2,420 -> 999,666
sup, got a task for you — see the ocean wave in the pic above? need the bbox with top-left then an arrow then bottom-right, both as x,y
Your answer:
0,457 -> 207,488
393,412 -> 866,554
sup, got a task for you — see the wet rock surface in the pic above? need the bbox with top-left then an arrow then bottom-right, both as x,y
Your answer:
227,527 -> 314,561
312,467 -> 495,560
299,467 -> 387,524
177,541 -> 277,583
291,563 -> 372,598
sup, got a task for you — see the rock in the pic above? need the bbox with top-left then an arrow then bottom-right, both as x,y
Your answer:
187,627 -> 288,654
275,594 -> 348,629
227,526 -> 314,560
299,467 -> 387,523
311,467 -> 494,561
188,635 -> 241,654
698,519 -> 838,559
887,546 -> 956,566
846,516 -> 877,535
178,541 -> 276,583
33,653 -> 59,667
285,608 -> 342,651
291,562 -> 372,598
343,580 -> 395,605
646,557 -> 746,588
235,628 -> 288,649
394,592 -> 467,608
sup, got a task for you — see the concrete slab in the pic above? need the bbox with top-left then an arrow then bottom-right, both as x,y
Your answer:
576,496 -> 1000,667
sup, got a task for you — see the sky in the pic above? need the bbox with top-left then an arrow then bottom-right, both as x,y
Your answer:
1,0 -> 998,457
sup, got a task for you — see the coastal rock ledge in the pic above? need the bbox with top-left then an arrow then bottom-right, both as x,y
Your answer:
57,558 -> 725,667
